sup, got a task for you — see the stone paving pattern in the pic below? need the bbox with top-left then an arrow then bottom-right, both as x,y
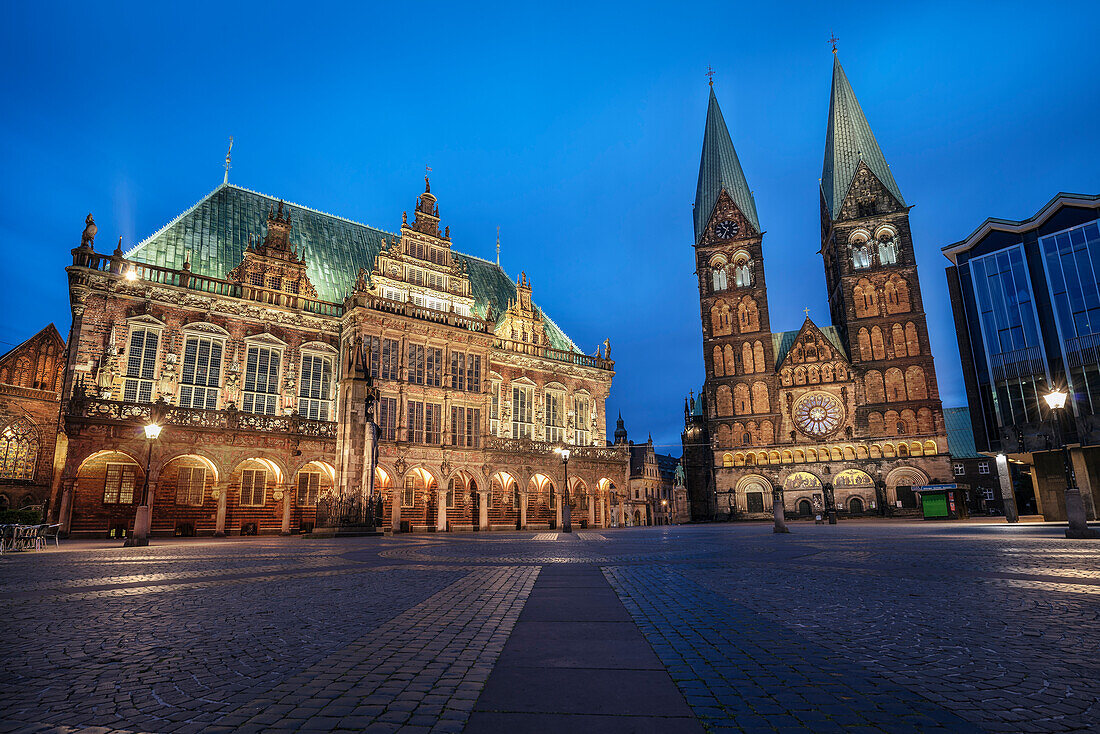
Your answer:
1,523 -> 1098,732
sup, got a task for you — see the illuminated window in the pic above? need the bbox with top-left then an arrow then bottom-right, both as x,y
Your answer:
297,472 -> 321,506
240,469 -> 266,506
573,394 -> 591,445
242,345 -> 281,415
179,335 -> 223,410
512,384 -> 533,439
545,389 -> 565,443
175,467 -> 205,506
298,353 -> 333,420
123,326 -> 159,403
103,463 -> 137,504
0,418 -> 38,481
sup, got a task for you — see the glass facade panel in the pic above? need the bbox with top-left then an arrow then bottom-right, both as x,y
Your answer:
1041,221 -> 1100,413
968,246 -> 1048,426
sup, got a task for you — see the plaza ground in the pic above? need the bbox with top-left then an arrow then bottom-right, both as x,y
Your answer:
2,521 -> 1098,733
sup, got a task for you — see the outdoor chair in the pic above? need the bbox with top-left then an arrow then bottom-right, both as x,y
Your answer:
44,524 -> 60,547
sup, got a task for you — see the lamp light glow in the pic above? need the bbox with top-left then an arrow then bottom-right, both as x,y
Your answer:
144,423 -> 162,440
1043,389 -> 1068,410
125,268 -> 138,281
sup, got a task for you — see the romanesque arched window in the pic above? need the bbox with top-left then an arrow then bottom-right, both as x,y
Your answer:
849,230 -> 872,269
712,267 -> 728,292
737,297 -> 759,332
733,251 -> 754,287
858,328 -> 872,361
717,385 -> 734,416
885,368 -> 906,401
865,371 -> 885,403
885,276 -> 911,314
742,342 -> 754,373
854,279 -> 878,318
892,323 -> 907,358
905,322 -> 920,356
733,384 -> 751,415
905,366 -> 928,400
724,344 -> 737,375
712,346 -> 724,377
753,342 -> 765,373
0,418 -> 38,481
751,382 -> 770,414
867,411 -> 885,436
871,326 -> 886,360
760,420 -> 774,445
876,227 -> 899,265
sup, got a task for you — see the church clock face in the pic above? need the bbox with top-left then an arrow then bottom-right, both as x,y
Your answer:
715,220 -> 739,239
793,392 -> 844,438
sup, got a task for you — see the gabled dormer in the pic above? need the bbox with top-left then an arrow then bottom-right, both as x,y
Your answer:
495,271 -> 549,347
228,201 -> 319,301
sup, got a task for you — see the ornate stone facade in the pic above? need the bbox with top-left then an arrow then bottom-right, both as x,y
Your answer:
53,178 -> 627,538
683,62 -> 951,521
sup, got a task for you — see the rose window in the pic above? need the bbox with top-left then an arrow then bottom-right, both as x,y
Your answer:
793,392 -> 844,438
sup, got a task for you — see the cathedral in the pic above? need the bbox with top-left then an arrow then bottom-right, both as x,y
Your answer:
682,55 -> 951,520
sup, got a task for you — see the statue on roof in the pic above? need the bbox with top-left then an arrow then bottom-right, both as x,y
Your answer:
81,213 -> 97,249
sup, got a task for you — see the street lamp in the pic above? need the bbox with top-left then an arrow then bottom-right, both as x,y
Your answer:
661,498 -> 668,526
554,446 -> 572,533
1042,388 -> 1098,539
124,415 -> 163,547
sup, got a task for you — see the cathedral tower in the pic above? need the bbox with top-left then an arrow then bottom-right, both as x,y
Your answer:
694,86 -> 780,515
819,55 -> 947,449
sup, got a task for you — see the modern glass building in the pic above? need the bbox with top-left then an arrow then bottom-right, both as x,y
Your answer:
943,193 -> 1100,521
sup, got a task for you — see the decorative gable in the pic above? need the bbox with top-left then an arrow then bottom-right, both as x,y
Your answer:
0,324 -> 65,394
835,161 -> 905,222
227,201 -> 319,301
703,189 -> 759,244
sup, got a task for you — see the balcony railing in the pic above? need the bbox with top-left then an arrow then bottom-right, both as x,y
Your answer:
989,346 -> 1046,382
360,293 -> 491,333
482,435 -> 628,461
70,250 -> 345,317
67,397 -> 337,439
1065,332 -> 1100,369
492,338 -> 614,371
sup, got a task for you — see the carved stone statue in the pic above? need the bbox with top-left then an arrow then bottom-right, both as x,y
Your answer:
603,338 -> 611,359
81,214 -> 97,249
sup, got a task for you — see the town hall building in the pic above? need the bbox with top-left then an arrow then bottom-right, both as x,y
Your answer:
682,55 -> 952,520
51,174 -> 628,538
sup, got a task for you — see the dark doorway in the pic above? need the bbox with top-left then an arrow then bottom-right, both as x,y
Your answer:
747,492 -> 765,514
797,499 -> 812,517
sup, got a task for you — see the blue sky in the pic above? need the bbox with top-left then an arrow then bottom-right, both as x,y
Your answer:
2,1 -> 1098,455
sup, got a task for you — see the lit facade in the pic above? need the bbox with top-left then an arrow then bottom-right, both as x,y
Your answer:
53,179 -> 628,538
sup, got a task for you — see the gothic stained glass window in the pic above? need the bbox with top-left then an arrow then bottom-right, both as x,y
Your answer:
179,335 -> 223,410
0,418 -> 37,481
792,393 -> 844,438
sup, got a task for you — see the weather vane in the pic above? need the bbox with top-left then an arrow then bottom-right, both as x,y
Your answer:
705,65 -> 715,86
828,32 -> 840,54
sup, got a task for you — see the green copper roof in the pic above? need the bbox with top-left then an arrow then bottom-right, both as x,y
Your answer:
771,321 -> 848,368
695,87 -> 760,242
126,183 -> 578,352
944,407 -> 980,458
821,56 -> 905,219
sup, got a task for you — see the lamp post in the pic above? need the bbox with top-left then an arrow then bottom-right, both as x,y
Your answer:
124,414 -> 163,547
661,498 -> 668,526
555,446 -> 572,533
823,481 -> 837,525
772,475 -> 789,534
1042,389 -> 1098,539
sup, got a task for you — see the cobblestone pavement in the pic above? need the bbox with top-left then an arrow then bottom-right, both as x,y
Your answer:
1,522 -> 1098,732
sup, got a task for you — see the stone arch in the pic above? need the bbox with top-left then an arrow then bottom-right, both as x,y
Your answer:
293,460 -> 335,507
717,385 -> 734,416
867,411 -> 885,436
885,368 -> 906,401
226,451 -> 288,484
887,466 -> 928,493
853,327 -> 871,360
760,420 -> 774,445
885,275 -> 911,314
854,278 -> 877,318
715,423 -> 732,448
865,371 -> 885,403
905,366 -> 928,400
737,296 -> 760,332
528,473 -> 556,506
905,322 -> 920,356
753,342 -> 765,373
711,300 -> 732,336
794,366 -> 806,385
733,384 -> 750,415
742,342 -> 754,373
891,323 -> 906,357
712,346 -> 724,377
75,448 -> 145,477
807,364 -> 820,383
869,445 -> 882,459
751,381 -> 770,413
923,440 -> 938,455
724,344 -> 737,375
849,496 -> 865,513
870,326 -> 886,360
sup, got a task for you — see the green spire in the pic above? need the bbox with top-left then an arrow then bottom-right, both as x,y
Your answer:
695,87 -> 759,243
821,56 -> 904,219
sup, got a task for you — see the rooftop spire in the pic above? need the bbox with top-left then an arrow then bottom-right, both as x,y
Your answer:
821,56 -> 904,219
223,136 -> 233,185
695,86 -> 760,243
496,225 -> 500,266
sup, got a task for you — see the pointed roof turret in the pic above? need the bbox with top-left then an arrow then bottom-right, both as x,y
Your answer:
614,412 -> 628,445
695,87 -> 759,242
821,56 -> 904,219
